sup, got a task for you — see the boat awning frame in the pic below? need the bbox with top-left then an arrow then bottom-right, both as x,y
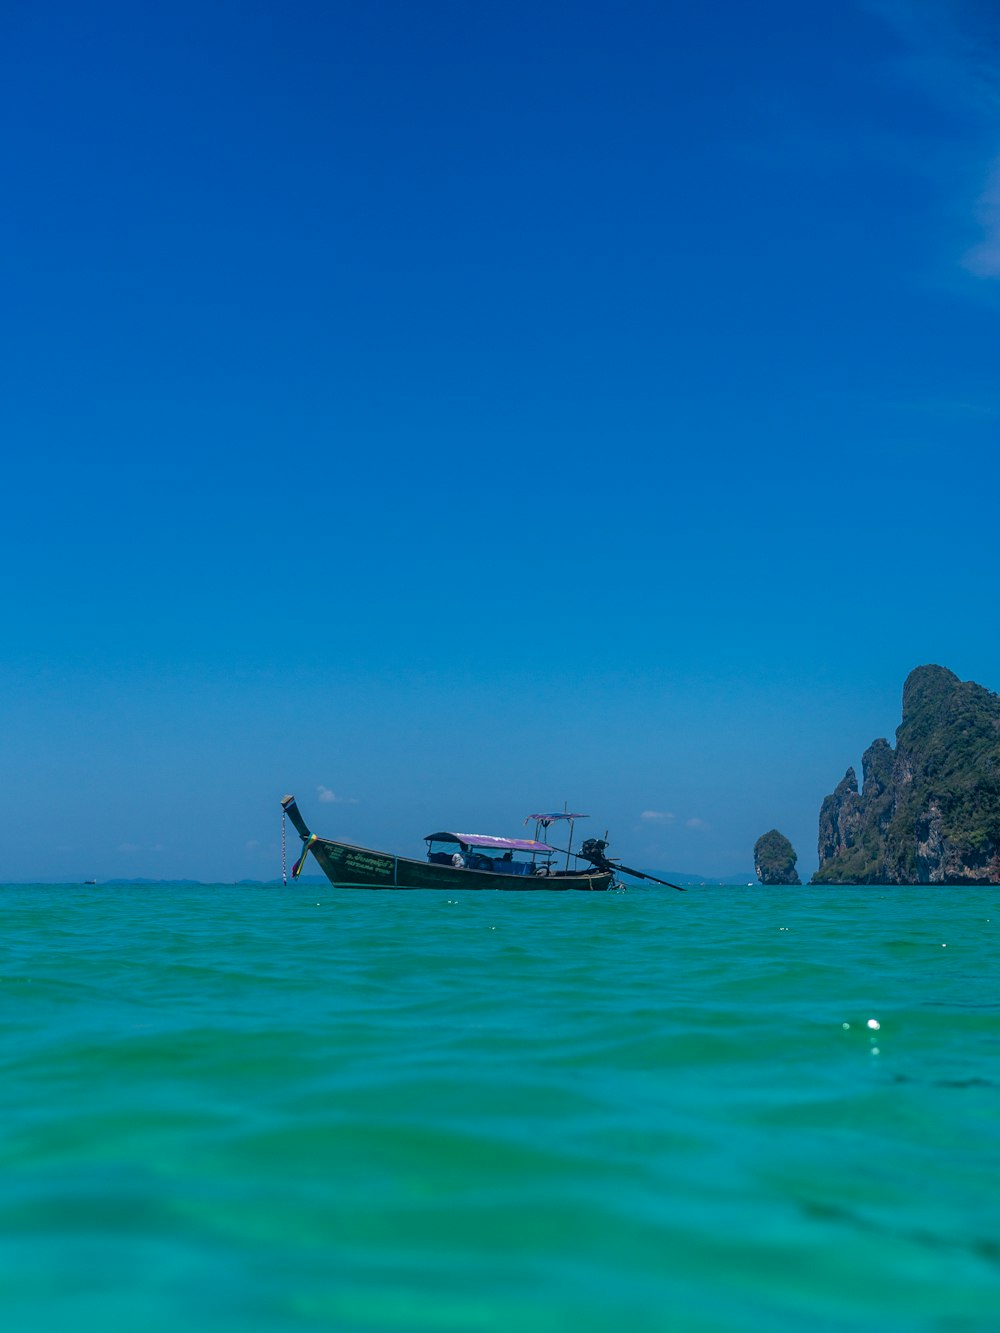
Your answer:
424,832 -> 554,853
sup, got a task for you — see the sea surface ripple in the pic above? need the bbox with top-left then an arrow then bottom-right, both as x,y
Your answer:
1,883 -> 998,1331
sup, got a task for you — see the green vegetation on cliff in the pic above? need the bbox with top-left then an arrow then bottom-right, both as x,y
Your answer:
813,665 -> 1000,885
754,829 -> 801,885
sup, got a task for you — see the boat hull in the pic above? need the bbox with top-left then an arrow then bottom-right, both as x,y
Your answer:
305,836 -> 615,891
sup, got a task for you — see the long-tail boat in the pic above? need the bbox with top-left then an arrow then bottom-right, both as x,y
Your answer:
280,797 -> 688,892
279,795 -> 618,891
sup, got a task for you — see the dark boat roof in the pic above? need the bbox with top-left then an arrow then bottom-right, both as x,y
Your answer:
424,832 -> 555,853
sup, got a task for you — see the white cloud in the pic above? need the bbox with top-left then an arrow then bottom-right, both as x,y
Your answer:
963,157 -> 1000,276
686,818 -> 711,831
865,2 -> 1000,278
117,842 -> 140,854
865,1 -> 1000,112
317,786 -> 357,804
641,810 -> 675,823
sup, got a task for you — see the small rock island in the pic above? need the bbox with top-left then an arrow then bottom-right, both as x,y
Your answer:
753,830 -> 801,885
813,665 -> 1000,884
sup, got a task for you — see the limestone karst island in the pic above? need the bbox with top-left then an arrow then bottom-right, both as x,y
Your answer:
758,665 -> 1000,885
753,830 -> 801,885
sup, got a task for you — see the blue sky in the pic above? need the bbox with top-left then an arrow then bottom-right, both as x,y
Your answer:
2,0 -> 998,882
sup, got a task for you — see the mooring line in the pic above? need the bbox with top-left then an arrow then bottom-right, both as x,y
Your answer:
282,809 -> 287,887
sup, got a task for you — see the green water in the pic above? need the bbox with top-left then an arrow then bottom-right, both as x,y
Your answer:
1,884 -> 998,1331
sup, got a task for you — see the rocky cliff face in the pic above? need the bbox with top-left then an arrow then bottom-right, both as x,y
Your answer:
754,829 -> 801,885
813,665 -> 1000,884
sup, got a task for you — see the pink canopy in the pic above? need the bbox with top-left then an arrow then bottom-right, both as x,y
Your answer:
424,832 -> 554,853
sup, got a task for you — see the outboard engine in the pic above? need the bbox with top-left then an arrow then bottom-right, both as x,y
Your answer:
579,837 -> 612,870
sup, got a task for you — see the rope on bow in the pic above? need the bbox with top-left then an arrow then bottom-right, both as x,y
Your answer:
291,833 -> 318,879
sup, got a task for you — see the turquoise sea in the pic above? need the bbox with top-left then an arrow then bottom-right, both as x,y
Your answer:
1,883 -> 998,1332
